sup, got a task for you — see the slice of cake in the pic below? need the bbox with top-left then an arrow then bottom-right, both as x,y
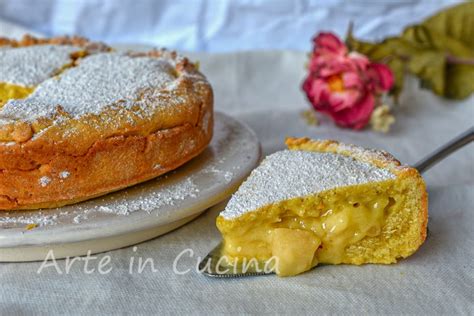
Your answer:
216,138 -> 428,276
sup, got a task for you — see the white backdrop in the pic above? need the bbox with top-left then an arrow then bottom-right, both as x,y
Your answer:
0,1 -> 473,314
0,0 -> 463,51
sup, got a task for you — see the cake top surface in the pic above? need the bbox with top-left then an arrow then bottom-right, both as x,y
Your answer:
220,149 -> 395,219
0,39 -> 211,147
1,52 -> 178,122
0,45 -> 80,86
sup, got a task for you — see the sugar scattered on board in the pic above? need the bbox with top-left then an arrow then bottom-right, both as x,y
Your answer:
202,165 -> 233,184
0,212 -> 60,227
69,177 -> 201,224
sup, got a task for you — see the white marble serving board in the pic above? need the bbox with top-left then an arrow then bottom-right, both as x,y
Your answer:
0,112 -> 261,261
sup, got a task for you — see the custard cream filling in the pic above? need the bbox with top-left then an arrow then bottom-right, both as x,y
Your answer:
0,82 -> 34,108
216,180 -> 418,277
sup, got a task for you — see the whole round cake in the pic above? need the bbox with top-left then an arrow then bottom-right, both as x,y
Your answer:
0,35 -> 213,210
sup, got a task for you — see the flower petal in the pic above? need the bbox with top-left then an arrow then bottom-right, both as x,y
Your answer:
313,32 -> 347,56
348,52 -> 370,70
303,77 -> 331,108
342,72 -> 362,89
370,63 -> 394,91
328,90 -> 357,111
331,93 -> 375,129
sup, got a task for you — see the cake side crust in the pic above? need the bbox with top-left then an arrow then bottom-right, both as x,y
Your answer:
0,98 -> 213,210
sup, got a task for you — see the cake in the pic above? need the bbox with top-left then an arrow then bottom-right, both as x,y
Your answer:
0,35 -> 213,210
216,138 -> 428,276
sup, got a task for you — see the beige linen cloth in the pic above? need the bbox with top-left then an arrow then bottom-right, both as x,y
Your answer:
0,23 -> 473,315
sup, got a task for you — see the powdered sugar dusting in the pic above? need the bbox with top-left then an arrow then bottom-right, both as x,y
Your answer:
39,176 -> 51,187
59,171 -> 70,179
202,165 -> 233,184
221,150 -> 395,219
0,212 -> 61,227
0,175 -> 202,228
338,143 -> 401,169
74,177 -> 200,223
0,45 -> 79,86
2,53 -> 177,121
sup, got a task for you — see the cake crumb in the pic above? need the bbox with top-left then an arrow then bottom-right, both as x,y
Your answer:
301,109 -> 319,126
25,223 -> 38,230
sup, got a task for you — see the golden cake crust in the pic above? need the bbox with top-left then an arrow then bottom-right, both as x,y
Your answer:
0,36 -> 213,210
0,34 -> 109,50
285,137 -> 428,244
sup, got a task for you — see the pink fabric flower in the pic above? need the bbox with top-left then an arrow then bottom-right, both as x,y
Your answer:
303,33 -> 394,129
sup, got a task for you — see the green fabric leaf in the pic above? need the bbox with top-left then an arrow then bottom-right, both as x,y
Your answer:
422,2 -> 474,51
446,64 -> 474,99
408,50 -> 446,96
385,58 -> 405,102
346,2 -> 474,100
